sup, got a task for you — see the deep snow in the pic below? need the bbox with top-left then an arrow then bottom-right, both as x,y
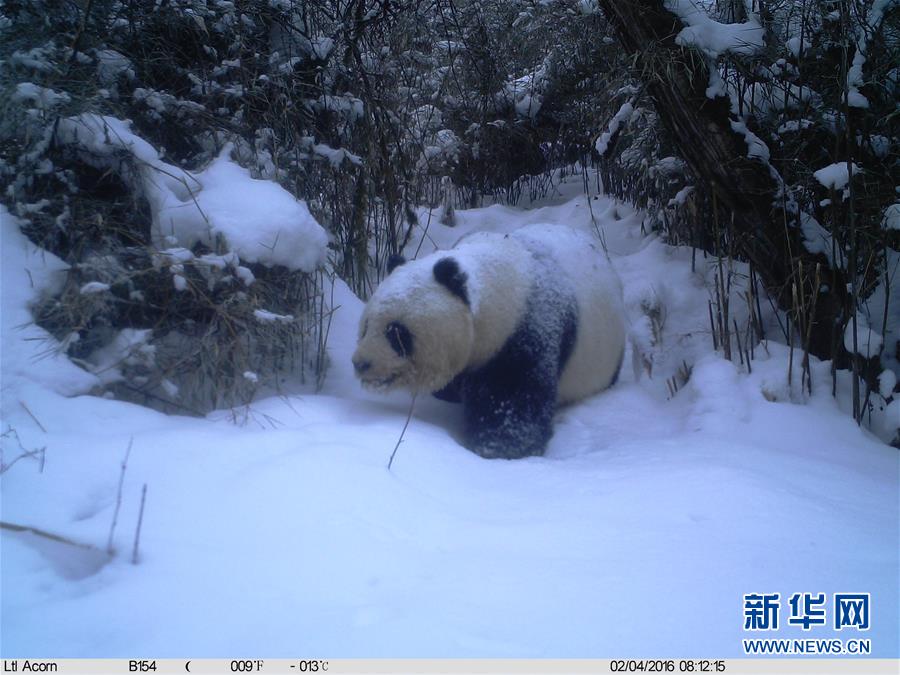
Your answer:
1,173 -> 898,658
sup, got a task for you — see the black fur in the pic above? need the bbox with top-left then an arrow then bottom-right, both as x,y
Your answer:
386,321 -> 414,357
443,251 -> 579,459
433,257 -> 470,306
387,254 -> 406,274
433,376 -> 463,403
558,304 -> 578,376
608,349 -> 624,387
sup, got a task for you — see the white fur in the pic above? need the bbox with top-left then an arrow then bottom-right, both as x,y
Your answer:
353,224 -> 625,403
353,261 -> 474,392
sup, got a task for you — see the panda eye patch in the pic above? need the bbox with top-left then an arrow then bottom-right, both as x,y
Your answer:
386,322 -> 414,357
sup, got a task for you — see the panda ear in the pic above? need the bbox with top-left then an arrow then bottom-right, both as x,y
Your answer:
386,254 -> 406,274
433,257 -> 469,306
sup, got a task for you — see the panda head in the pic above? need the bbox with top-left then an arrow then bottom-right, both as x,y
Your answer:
352,255 -> 473,393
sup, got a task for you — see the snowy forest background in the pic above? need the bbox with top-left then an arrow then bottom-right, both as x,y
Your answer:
1,0 -> 899,659
2,0 -> 897,426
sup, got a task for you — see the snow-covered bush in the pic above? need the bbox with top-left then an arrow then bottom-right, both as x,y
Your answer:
0,2 -> 332,413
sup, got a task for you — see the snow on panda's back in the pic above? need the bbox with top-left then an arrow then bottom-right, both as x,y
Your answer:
445,232 -> 533,369
510,224 -> 626,403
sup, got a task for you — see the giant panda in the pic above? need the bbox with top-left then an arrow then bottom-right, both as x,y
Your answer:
352,223 -> 626,459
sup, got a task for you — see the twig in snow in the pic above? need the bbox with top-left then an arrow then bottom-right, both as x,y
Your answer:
0,426 -> 46,475
1,520 -> 103,552
19,400 -> 48,433
107,437 -> 133,555
734,318 -> 744,367
707,300 -> 718,351
132,483 -> 147,565
387,392 -> 418,471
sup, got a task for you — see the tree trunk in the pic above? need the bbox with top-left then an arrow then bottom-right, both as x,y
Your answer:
597,0 -> 847,360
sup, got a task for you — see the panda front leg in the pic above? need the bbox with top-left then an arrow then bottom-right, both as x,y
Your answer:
461,360 -> 557,459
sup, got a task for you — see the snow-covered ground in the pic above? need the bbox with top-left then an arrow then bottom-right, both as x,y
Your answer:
2,174 -> 897,658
